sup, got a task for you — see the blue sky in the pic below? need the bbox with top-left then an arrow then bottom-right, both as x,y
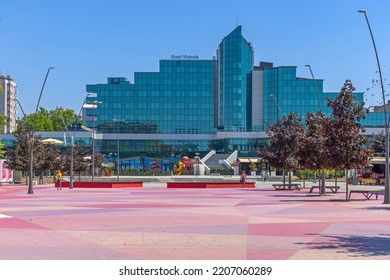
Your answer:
1,0 -> 390,116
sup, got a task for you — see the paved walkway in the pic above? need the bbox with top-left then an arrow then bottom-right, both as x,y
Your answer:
1,182 -> 390,260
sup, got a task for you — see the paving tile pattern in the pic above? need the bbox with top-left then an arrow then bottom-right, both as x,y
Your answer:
1,183 -> 390,260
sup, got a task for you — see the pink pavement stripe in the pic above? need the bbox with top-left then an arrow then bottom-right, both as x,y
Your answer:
115,247 -> 247,260
248,222 -> 332,236
1,196 -> 33,200
110,224 -> 249,235
0,218 -> 50,230
246,249 -> 298,260
83,203 -> 216,209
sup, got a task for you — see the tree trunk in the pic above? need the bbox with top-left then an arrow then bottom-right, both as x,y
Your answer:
345,169 -> 349,201
318,170 -> 321,195
283,170 -> 286,185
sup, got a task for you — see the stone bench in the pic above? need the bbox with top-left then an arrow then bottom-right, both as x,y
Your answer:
348,189 -> 383,200
272,183 -> 301,191
309,186 -> 340,193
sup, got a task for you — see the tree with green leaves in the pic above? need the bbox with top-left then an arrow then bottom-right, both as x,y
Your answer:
49,107 -> 83,131
259,112 -> 305,185
325,80 -> 373,200
0,139 -> 6,158
19,106 -> 82,132
23,107 -> 53,131
0,82 -> 7,133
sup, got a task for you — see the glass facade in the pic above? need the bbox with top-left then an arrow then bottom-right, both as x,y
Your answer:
87,60 -> 216,135
218,26 -> 254,132
82,25 -> 385,158
261,67 -> 366,127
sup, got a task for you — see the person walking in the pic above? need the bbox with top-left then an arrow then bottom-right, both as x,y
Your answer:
55,170 -> 63,190
240,170 -> 247,187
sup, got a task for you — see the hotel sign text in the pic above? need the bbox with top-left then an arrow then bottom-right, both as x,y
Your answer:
171,54 -> 199,60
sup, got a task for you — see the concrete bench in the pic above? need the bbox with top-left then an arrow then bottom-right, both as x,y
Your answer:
309,185 -> 340,193
272,183 -> 301,191
210,173 -> 221,177
348,189 -> 383,200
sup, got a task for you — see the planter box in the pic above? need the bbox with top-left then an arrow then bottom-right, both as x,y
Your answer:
61,181 -> 143,188
167,182 -> 255,188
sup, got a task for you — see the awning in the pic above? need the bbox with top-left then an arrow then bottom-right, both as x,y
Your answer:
41,138 -> 64,145
238,158 -> 260,163
370,157 -> 386,164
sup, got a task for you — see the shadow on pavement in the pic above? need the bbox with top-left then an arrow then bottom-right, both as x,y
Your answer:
365,206 -> 390,211
298,234 -> 390,257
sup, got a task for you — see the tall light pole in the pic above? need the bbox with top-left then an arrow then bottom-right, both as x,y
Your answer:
28,67 -> 54,194
269,94 -> 283,116
305,65 -> 322,112
305,64 -> 325,195
117,132 -> 120,182
69,94 -> 91,189
14,98 -> 26,118
92,128 -> 95,181
358,10 -> 389,204
90,100 -> 102,181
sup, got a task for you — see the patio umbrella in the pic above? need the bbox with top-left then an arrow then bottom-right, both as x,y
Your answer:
41,138 -> 64,145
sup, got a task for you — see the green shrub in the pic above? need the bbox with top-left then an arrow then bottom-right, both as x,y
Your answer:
296,169 -> 345,179
210,168 -> 234,175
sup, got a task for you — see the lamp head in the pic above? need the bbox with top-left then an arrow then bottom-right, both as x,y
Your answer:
358,10 -> 366,14
305,64 -> 310,67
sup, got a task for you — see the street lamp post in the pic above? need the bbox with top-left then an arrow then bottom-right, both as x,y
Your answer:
28,67 -> 54,194
117,131 -> 120,182
69,135 -> 74,189
305,64 -> 325,195
358,10 -> 390,204
92,128 -> 95,181
305,65 -> 322,112
84,99 -> 101,181
269,94 -> 283,116
69,94 -> 91,189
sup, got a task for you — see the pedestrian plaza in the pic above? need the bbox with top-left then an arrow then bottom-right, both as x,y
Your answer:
1,180 -> 390,260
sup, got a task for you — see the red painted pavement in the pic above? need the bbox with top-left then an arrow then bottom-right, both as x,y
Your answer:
60,181 -> 143,188
167,182 -> 255,188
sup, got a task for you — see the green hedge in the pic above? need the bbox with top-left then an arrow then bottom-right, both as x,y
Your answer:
209,168 -> 234,175
295,169 -> 345,179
